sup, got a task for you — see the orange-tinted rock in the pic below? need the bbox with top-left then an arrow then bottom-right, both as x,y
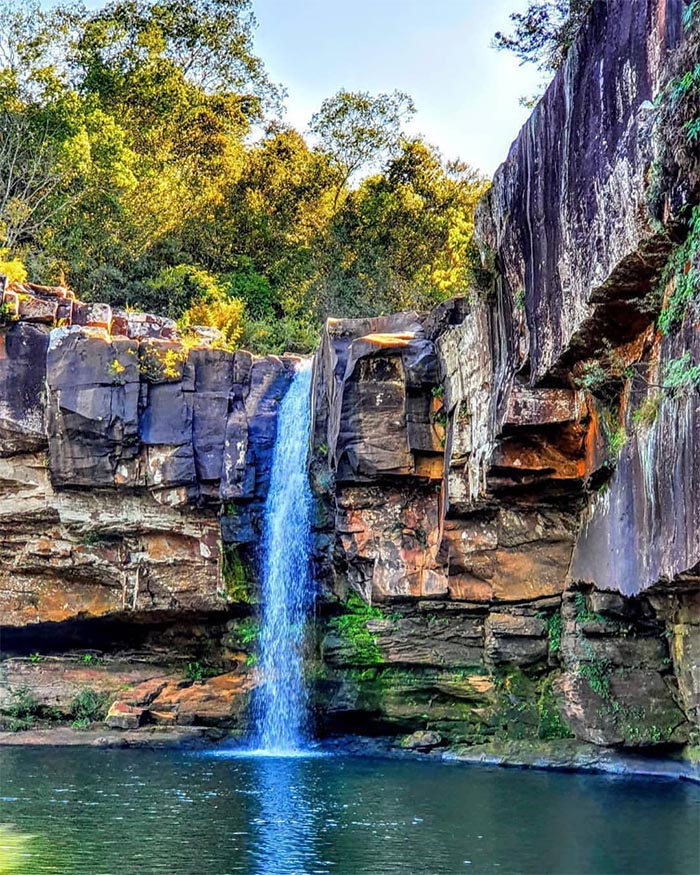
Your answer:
148,672 -> 254,726
106,701 -> 144,730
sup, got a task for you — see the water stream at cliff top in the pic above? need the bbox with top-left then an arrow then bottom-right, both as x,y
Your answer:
252,361 -> 315,754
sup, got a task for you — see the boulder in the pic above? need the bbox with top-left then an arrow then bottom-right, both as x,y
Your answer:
400,730 -> 443,751
105,701 -> 144,730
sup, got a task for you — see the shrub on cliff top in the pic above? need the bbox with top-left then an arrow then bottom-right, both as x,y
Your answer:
494,1 -> 595,72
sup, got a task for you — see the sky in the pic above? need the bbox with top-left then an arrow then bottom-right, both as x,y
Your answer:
251,0 -> 542,175
40,0 -> 543,176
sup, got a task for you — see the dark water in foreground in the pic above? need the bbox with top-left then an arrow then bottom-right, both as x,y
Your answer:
0,747 -> 698,875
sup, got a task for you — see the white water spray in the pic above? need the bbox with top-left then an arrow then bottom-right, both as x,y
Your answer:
253,362 -> 315,753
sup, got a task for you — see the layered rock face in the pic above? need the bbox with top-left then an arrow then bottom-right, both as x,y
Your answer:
310,0 -> 699,751
0,282 -> 295,728
1,0 -> 698,753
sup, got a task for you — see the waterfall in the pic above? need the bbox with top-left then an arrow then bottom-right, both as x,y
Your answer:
253,361 -> 315,753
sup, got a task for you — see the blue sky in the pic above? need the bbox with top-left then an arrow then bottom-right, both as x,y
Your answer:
40,0 -> 542,175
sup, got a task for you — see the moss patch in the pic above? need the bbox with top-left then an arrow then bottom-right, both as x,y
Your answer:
221,544 -> 253,604
327,593 -> 384,665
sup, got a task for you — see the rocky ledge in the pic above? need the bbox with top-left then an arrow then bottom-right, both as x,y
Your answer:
0,280 -> 299,730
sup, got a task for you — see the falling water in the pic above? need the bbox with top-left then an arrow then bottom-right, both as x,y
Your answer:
253,361 -> 315,753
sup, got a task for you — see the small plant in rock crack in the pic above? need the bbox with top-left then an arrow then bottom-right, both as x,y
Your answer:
632,394 -> 662,428
662,352 -> 700,397
184,661 -> 219,682
69,688 -> 110,725
0,301 -> 18,326
108,358 -> 127,382
186,661 -> 205,682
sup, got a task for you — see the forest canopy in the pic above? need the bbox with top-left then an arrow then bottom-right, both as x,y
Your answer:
0,0 -> 489,353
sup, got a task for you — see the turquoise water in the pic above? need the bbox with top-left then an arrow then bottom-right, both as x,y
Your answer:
0,747 -> 698,874
253,363 -> 315,753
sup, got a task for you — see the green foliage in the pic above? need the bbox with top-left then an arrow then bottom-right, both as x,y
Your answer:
662,351 -> 700,396
647,4 -> 699,217
514,287 -> 525,311
108,358 -> 126,382
0,2 -> 488,353
573,592 -> 605,624
607,425 -> 627,459
144,264 -> 223,320
546,612 -> 562,655
308,89 -> 416,189
578,658 -> 612,699
232,617 -> 260,647
632,394 -> 662,428
0,251 -> 27,283
221,544 -> 251,603
328,592 -> 384,665
575,361 -> 609,394
494,1 -> 594,72
137,343 -> 187,382
69,687 -> 109,724
186,661 -> 205,682
657,207 -> 700,334
0,301 -> 18,326
537,676 -> 573,740
1,685 -> 41,731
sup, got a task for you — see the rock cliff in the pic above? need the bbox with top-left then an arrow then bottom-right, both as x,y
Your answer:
0,282 -> 296,728
309,0 -> 699,752
1,0 -> 698,757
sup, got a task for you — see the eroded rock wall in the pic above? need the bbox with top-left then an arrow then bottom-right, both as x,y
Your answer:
1,0 -> 698,753
0,282 -> 296,730
309,0 -> 699,752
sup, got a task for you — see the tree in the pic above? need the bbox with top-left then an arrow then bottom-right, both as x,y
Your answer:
494,1 -> 594,72
308,89 -> 415,202
0,0 -> 491,355
311,138 -> 489,319
0,110 -> 71,250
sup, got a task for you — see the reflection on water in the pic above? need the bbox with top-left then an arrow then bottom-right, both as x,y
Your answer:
0,824 -> 34,874
250,757 -> 323,875
0,746 -> 698,874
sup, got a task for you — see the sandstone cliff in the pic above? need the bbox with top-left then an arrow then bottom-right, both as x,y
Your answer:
0,0 -> 698,756
309,0 -> 699,751
0,283 -> 296,728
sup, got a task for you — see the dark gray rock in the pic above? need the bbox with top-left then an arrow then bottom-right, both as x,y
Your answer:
0,323 -> 49,455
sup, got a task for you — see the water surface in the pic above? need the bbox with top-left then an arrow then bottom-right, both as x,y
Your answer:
0,747 -> 698,874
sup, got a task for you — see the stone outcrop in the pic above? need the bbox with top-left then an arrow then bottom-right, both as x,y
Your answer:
309,0 -> 699,753
0,283 -> 297,629
0,284 -> 294,734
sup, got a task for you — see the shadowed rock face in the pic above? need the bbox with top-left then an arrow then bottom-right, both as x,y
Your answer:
476,0 -> 685,384
570,315 -> 700,594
